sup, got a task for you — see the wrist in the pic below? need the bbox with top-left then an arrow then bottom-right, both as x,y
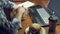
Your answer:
16,12 -> 23,20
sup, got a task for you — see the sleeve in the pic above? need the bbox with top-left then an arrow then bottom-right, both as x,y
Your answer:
0,18 -> 22,32
12,18 -> 22,29
3,0 -> 15,8
7,1 -> 15,8
0,12 -> 22,34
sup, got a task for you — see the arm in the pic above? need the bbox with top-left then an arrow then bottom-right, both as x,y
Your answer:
3,0 -> 23,27
0,7 -> 24,34
0,0 -> 23,30
2,0 -> 28,30
0,0 -> 27,34
3,0 -> 28,29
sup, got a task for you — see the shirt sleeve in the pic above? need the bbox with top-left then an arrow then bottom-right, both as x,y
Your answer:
12,18 -> 22,29
3,0 -> 15,8
0,18 -> 22,30
0,12 -> 22,34
7,1 -> 15,8
0,18 -> 22,34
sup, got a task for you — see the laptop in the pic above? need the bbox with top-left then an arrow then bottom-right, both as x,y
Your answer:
29,5 -> 50,26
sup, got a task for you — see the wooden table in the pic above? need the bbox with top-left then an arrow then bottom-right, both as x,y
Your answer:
18,14 -> 60,34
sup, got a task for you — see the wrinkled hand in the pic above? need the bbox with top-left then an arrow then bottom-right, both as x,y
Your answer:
17,7 -> 28,19
16,6 -> 28,20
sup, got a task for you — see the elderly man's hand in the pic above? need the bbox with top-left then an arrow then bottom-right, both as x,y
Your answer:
17,6 -> 28,19
15,6 -> 28,20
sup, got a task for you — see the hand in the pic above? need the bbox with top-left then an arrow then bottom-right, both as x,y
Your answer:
16,6 -> 28,20
17,6 -> 28,20
13,4 -> 18,10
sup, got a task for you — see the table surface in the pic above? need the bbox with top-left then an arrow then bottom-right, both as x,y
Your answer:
18,14 -> 60,34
